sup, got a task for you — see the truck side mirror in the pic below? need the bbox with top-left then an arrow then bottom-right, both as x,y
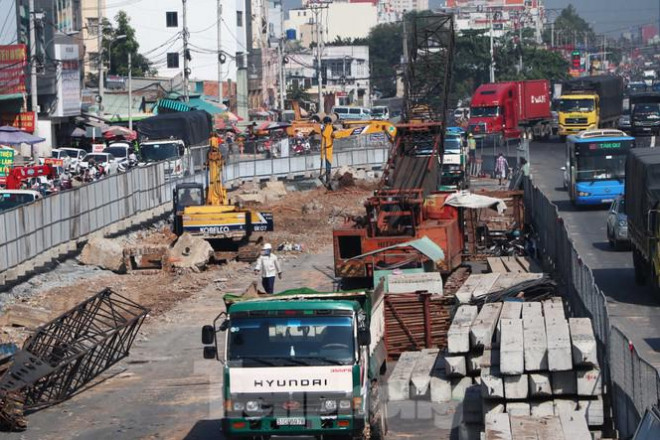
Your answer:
358,329 -> 371,347
202,325 -> 216,345
203,346 -> 217,359
219,320 -> 230,331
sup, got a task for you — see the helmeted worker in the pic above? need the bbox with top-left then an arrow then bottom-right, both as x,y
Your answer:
253,243 -> 282,294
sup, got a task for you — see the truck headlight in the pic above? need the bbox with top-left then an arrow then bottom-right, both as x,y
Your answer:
233,402 -> 245,411
323,400 -> 337,412
246,401 -> 260,412
578,191 -> 591,197
619,220 -> 627,227
339,400 -> 352,410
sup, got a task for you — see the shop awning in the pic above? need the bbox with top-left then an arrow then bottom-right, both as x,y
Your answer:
156,98 -> 193,113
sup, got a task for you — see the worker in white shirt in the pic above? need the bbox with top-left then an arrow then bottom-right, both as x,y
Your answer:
253,243 -> 282,294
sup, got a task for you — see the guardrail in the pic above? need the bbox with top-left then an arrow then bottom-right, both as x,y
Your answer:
0,146 -> 389,284
524,177 -> 660,438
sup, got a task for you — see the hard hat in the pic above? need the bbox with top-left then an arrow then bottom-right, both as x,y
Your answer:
468,133 -> 473,137
263,243 -> 272,250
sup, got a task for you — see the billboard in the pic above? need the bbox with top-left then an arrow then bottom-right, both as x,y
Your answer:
0,147 -> 16,182
54,44 -> 81,117
1,112 -> 35,133
0,44 -> 27,98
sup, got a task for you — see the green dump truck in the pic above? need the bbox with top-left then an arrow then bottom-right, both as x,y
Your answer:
201,287 -> 388,439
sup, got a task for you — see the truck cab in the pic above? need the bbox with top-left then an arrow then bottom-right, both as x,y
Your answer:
468,83 -> 513,140
201,289 -> 387,439
139,139 -> 189,179
558,93 -> 599,137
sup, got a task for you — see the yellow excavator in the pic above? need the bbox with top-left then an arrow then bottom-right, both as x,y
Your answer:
173,144 -> 273,261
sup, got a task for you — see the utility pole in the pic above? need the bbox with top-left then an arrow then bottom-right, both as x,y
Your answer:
182,0 -> 190,102
217,0 -> 223,107
307,2 -> 329,113
550,21 -> 554,48
518,22 -> 523,73
489,12 -> 495,82
128,52 -> 133,131
278,1 -> 285,111
29,0 -> 39,143
97,0 -> 104,115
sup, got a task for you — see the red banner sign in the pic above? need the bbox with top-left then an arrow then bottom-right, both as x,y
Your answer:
44,158 -> 64,167
1,111 -> 35,133
0,45 -> 27,97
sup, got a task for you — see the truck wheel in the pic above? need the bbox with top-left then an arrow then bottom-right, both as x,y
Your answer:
368,380 -> 388,440
633,248 -> 646,285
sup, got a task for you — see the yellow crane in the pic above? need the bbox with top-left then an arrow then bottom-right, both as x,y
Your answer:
173,144 -> 273,261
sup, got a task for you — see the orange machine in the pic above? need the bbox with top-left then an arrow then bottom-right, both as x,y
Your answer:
333,189 -> 463,283
285,100 -> 321,137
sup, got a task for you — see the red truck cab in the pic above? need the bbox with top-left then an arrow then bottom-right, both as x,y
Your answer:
468,80 -> 551,141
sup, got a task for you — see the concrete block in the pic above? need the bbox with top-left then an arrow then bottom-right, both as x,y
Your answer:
559,411 -> 591,439
445,355 -> 467,377
569,318 -> 599,367
542,298 -> 566,321
506,402 -> 531,417
546,318 -> 573,371
504,374 -> 528,400
484,413 -> 512,440
463,385 -> 483,424
523,318 -> 548,372
531,401 -> 555,417
481,366 -> 504,399
551,371 -> 576,395
388,272 -> 443,295
411,349 -> 440,396
452,377 -> 473,401
430,375 -> 452,403
455,273 -> 499,303
387,351 -> 420,401
553,399 -> 578,416
480,349 -> 500,368
535,414 -> 565,439
468,351 -> 483,375
578,397 -> 604,426
528,373 -> 552,397
470,302 -> 502,348
500,319 -> 524,375
496,301 -> 522,344
448,305 -> 479,354
576,368 -> 602,397
522,302 -> 543,327
483,401 -> 506,421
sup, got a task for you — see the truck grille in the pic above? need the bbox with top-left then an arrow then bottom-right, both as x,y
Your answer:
565,118 -> 588,125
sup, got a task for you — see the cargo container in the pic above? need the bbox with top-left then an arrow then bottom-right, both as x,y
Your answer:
467,80 -> 552,141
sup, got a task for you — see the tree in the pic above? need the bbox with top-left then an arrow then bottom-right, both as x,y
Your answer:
543,5 -> 596,48
451,30 -> 492,103
367,22 -> 403,98
104,11 -> 156,77
286,82 -> 310,103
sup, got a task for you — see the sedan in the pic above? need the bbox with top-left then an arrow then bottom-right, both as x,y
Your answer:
79,153 -> 119,175
606,196 -> 629,250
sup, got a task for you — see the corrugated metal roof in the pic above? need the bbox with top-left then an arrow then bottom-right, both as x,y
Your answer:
103,93 -> 143,117
189,97 -> 226,115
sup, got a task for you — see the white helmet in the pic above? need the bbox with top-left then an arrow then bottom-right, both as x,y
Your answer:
263,243 -> 272,250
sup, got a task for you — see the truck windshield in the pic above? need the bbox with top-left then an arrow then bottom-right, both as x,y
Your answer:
633,103 -> 660,121
141,143 -> 180,162
0,193 -> 37,211
559,99 -> 595,113
576,154 -> 626,182
228,315 -> 355,367
444,135 -> 462,154
470,106 -> 499,117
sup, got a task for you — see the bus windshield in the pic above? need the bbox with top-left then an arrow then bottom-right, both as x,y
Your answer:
574,140 -> 632,182
559,98 -> 595,113
227,315 -> 355,368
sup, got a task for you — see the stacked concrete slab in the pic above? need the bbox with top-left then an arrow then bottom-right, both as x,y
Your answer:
441,297 -> 604,438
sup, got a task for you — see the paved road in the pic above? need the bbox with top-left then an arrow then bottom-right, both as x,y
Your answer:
530,139 -> 660,368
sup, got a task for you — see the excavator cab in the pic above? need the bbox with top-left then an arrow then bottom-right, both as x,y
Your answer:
173,183 -> 205,235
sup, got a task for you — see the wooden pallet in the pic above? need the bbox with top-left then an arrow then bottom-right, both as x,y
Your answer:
488,256 -> 541,274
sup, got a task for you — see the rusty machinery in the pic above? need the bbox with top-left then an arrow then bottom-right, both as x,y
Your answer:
0,289 -> 148,431
333,13 -> 459,286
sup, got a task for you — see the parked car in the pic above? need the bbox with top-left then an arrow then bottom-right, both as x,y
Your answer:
606,196 -> 629,250
371,106 -> 390,120
59,147 -> 87,170
79,153 -> 119,175
332,106 -> 371,121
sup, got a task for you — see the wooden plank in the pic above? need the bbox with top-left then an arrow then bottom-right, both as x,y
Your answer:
501,256 -> 525,273
514,255 -> 532,272
487,257 -> 509,274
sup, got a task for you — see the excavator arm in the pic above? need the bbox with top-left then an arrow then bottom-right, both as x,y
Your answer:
206,145 -> 227,206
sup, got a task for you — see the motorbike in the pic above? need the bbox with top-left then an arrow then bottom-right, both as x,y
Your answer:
293,138 -> 311,156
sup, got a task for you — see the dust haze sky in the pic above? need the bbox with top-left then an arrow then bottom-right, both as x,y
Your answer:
544,1 -> 658,35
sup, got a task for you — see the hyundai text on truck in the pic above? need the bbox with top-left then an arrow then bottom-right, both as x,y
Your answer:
629,92 -> 660,136
467,80 -> 552,143
558,75 -> 623,140
137,110 -> 212,178
201,288 -> 388,439
626,148 -> 660,290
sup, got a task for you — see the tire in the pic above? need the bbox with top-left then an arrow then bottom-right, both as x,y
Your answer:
607,227 -> 614,248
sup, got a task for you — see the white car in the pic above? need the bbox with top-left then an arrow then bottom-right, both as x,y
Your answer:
103,142 -> 131,164
79,153 -> 119,175
59,147 -> 87,170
